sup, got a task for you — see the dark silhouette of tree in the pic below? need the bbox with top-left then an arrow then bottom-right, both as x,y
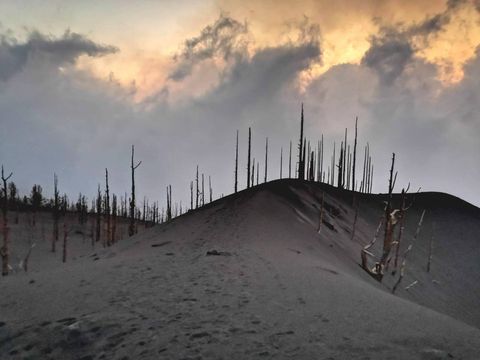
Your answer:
8,182 -> 19,224
196,165 -> 199,209
280,147 -> 283,179
95,185 -> 102,245
289,141 -> 292,178
105,168 -> 111,247
111,194 -> 117,244
352,117 -> 358,192
1,166 -> 13,276
298,104 -> 305,179
247,127 -> 251,188
52,174 -> 60,253
264,137 -> 268,183
129,145 -> 142,236
30,184 -> 43,226
235,130 -> 239,193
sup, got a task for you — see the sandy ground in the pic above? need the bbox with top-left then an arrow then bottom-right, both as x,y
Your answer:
1,179 -> 479,359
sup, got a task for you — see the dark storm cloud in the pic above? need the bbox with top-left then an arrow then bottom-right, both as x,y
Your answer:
0,30 -> 117,81
361,29 -> 413,86
0,14 -> 479,211
169,15 -> 248,81
361,1 -> 467,85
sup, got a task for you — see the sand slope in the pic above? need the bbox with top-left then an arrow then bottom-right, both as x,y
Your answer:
1,179 -> 480,359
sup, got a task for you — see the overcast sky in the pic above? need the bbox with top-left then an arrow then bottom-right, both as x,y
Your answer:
0,0 -> 479,209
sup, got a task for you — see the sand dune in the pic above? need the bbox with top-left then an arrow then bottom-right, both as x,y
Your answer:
1,179 -> 480,359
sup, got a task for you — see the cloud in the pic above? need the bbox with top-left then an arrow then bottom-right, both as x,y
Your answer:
361,1 -> 471,85
0,13 -> 480,211
0,29 -> 117,81
169,15 -> 249,81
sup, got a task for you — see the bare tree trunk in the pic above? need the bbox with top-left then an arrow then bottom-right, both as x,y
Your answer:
264,137 -> 268,183
247,128 -> 252,188
298,103 -> 305,179
111,194 -> 117,244
289,141 -> 292,178
352,117 -> 358,192
105,168 -> 111,246
280,147 -> 283,179
392,210 -> 426,294
95,185 -> 101,244
52,174 -> 59,253
235,130 -> 239,193
190,181 -> 193,210
1,166 -> 13,276
129,145 -> 141,236
209,176 -> 212,203
196,165 -> 199,209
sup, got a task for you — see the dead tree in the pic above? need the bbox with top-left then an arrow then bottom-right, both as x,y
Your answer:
280,147 -> 283,179
235,130 -> 239,193
392,187 -> 409,273
392,210 -> 426,294
95,185 -> 102,244
111,194 -> 117,244
1,166 -> 12,276
352,117 -> 358,192
166,185 -> 172,221
337,143 -> 344,188
105,168 -> 111,247
309,151 -> 315,181
289,141 -> 292,178
298,103 -> 305,179
251,158 -> 255,187
196,165 -> 199,208
190,181 -> 193,210
264,137 -> 268,183
378,153 -> 397,274
209,176 -> 212,203
129,145 -> 142,236
30,185 -> 43,226
361,216 -> 384,280
247,127 -> 252,188
343,128 -> 347,187
52,174 -> 60,253
201,173 -> 205,206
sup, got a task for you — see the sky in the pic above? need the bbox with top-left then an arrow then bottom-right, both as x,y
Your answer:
0,0 -> 479,209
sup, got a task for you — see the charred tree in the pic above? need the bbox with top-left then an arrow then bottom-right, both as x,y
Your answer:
52,174 -> 60,253
280,147 -> 283,179
352,117 -> 358,192
247,127 -> 252,188
337,143 -> 344,188
196,165 -> 199,209
1,166 -> 13,276
105,168 -> 111,247
129,145 -> 142,236
264,137 -> 268,183
235,130 -> 239,193
190,181 -> 193,210
298,103 -> 305,180
95,185 -> 102,245
209,176 -> 212,203
289,141 -> 292,178
111,194 -> 117,244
